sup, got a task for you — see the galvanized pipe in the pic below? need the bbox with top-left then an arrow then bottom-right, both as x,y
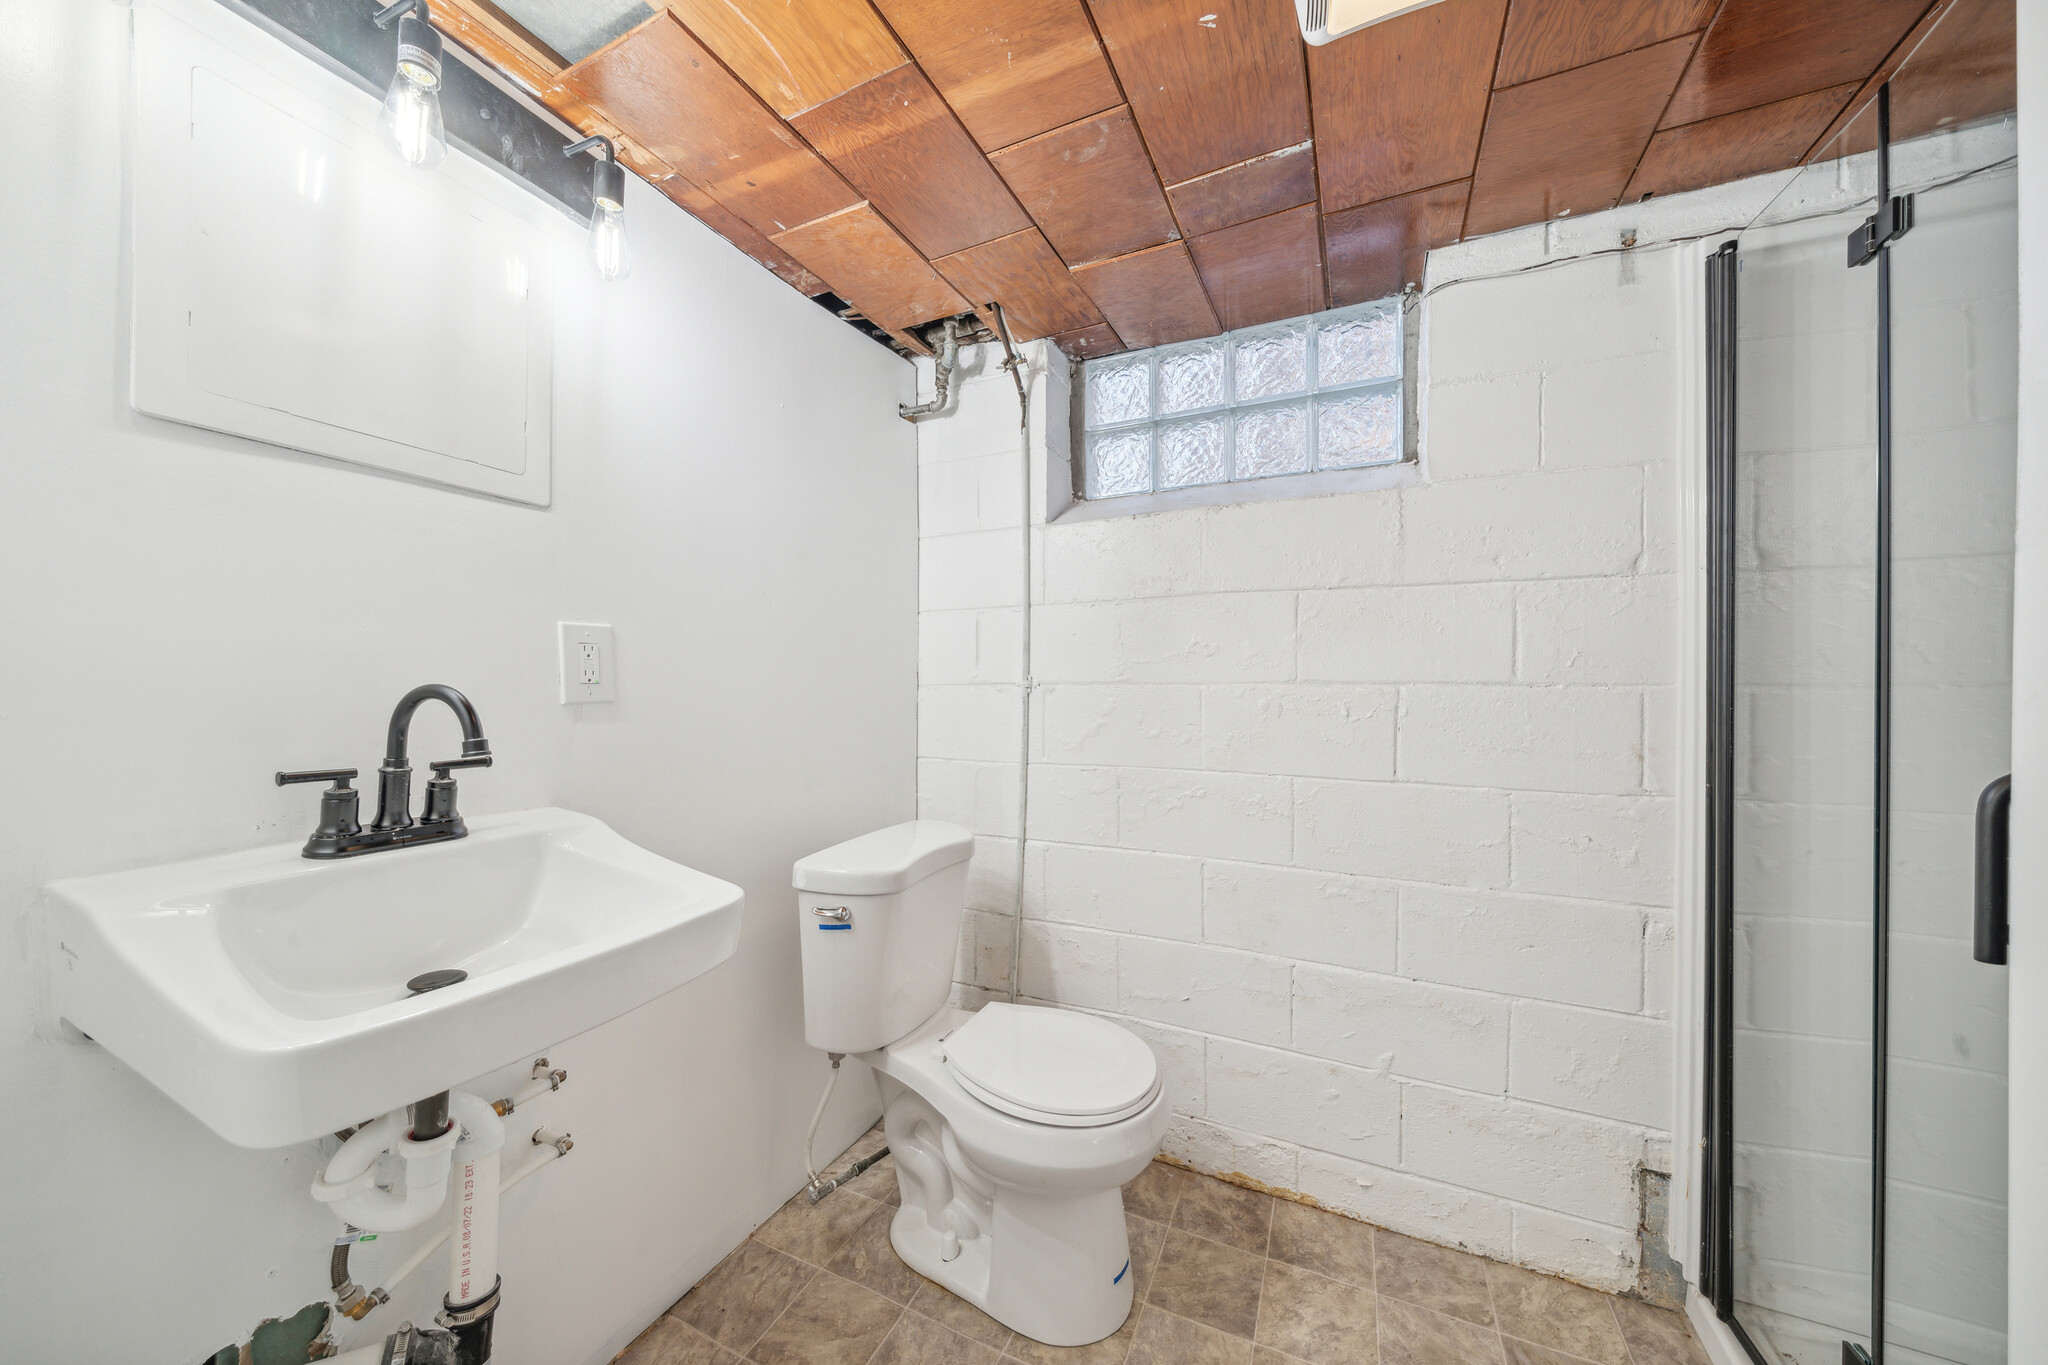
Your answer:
899,318 -> 962,420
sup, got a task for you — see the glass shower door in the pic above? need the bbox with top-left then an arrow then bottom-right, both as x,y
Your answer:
1880,31 -> 2017,1360
1705,4 -> 2018,1361
1724,193 -> 1881,1365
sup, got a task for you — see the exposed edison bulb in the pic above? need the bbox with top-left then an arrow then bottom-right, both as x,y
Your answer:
381,73 -> 446,167
589,202 -> 630,281
378,11 -> 446,168
569,139 -> 632,282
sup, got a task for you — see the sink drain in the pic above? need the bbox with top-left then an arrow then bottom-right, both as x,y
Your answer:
407,969 -> 468,995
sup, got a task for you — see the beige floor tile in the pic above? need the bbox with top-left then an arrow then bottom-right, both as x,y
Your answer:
749,1271 -> 905,1365
826,1200 -> 924,1304
872,1308 -> 1006,1365
1252,1261 -> 1376,1365
1147,1228 -> 1267,1339
910,1279 -> 1015,1351
1265,1202 -> 1375,1290
1172,1179 -> 1276,1254
1005,1311 -> 1138,1365
1485,1264 -> 1631,1365
1374,1230 -> 1496,1328
669,1240 -> 817,1354
1378,1297 -> 1506,1365
615,1315 -> 744,1365
1126,1305 -> 1256,1365
1124,1162 -> 1192,1224
839,1121 -> 890,1167
1126,1214 -> 1169,1301
842,1151 -> 903,1206
1610,1298 -> 1711,1365
671,1144 -> 1676,1365
753,1188 -> 883,1267
1501,1337 -> 1601,1365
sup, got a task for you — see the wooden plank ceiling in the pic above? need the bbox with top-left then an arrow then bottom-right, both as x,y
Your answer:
436,0 -> 2014,358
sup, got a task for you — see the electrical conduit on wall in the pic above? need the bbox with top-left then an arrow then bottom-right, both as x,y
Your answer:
990,304 -> 1034,1006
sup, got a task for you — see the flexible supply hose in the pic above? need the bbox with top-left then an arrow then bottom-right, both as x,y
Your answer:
331,1236 -> 374,1320
804,1054 -> 841,1194
801,1052 -> 892,1203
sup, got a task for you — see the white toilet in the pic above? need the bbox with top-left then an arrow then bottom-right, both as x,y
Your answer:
794,820 -> 1172,1347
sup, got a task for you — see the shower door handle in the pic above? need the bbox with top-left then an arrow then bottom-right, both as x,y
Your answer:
1974,774 -> 2010,965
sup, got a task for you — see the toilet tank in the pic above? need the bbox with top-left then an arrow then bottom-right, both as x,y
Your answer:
794,821 -> 976,1053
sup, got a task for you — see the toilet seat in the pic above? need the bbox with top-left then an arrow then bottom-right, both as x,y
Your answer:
941,1004 -> 1160,1128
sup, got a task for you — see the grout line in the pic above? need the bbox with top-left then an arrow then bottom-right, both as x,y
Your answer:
736,1261 -> 821,1358
1611,1294 -> 1643,1365
1483,1253 -> 1502,1345
854,1298 -> 911,1365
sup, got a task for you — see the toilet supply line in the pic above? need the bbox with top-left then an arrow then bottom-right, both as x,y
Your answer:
803,1051 -> 892,1203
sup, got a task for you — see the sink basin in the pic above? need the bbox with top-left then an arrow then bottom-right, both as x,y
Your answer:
46,808 -> 744,1148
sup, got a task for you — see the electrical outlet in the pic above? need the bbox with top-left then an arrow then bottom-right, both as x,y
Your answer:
559,622 -> 616,703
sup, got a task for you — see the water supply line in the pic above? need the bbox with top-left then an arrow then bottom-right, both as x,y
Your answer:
988,301 -> 1033,1007
357,1127 -> 573,1317
492,1057 -> 568,1117
899,318 -> 962,421
319,1061 -> 574,1362
802,1052 -> 843,1198
801,1053 -> 892,1203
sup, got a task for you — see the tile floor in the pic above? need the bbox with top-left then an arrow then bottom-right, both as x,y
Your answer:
617,1125 -> 1713,1365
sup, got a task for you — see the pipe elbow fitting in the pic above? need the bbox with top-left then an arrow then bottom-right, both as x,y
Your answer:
450,1091 -> 506,1158
312,1113 -> 461,1232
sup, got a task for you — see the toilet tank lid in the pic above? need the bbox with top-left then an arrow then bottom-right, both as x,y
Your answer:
793,820 -> 975,894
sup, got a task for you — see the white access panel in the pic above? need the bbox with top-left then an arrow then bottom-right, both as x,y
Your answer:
129,0 -> 556,505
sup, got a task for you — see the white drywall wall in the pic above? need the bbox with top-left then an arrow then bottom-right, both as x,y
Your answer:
0,3 -> 913,1361
915,248 -> 1687,1292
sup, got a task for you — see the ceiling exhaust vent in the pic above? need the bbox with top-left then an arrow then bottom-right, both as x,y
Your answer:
1295,0 -> 1447,44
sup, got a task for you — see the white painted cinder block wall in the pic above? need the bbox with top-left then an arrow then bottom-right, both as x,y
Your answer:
915,248 -> 1684,1291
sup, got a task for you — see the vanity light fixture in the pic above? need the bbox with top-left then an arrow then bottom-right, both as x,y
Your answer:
564,135 -> 631,281
372,0 -> 448,168
1295,0 -> 1447,44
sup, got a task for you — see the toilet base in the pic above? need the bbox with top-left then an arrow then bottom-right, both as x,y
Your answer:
881,1090 -> 1137,1347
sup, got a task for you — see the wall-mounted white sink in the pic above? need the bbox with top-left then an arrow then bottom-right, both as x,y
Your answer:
46,808 -> 744,1148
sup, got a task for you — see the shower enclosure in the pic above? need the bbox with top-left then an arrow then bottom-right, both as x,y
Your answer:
1699,5 -> 2019,1363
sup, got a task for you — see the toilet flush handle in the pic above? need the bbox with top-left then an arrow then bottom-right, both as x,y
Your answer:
812,906 -> 852,923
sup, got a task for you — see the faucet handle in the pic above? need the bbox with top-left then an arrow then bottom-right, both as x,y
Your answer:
276,767 -> 358,788
276,769 -> 363,858
422,754 -> 490,826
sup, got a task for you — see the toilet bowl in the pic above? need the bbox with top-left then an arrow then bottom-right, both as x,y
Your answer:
794,822 -> 1171,1347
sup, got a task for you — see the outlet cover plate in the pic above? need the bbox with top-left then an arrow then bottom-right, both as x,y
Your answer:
559,622 -> 616,703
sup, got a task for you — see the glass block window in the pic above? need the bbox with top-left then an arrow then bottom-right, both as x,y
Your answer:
1082,299 -> 1402,500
